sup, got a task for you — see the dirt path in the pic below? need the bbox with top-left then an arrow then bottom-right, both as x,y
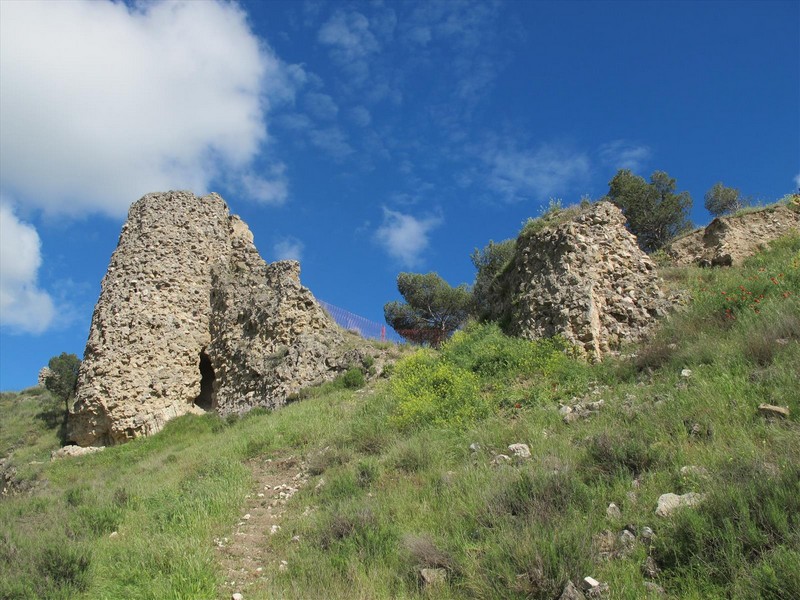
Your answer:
215,455 -> 309,599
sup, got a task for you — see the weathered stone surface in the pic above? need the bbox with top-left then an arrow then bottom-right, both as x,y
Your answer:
51,445 -> 105,460
69,191 -> 362,446
758,403 -> 790,419
655,492 -> 705,517
508,443 -> 531,458
667,205 -> 800,267
487,202 -> 670,360
559,581 -> 586,600
37,367 -> 51,387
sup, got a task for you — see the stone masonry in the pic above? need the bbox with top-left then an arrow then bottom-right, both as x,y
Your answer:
69,191 -> 354,446
666,204 -> 800,267
487,201 -> 670,360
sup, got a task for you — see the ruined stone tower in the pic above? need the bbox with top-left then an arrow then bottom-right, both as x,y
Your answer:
69,191 -> 350,446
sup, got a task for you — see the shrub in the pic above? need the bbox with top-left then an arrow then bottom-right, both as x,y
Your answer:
401,533 -> 454,570
390,350 -> 487,430
38,545 -> 91,591
342,367 -> 365,389
584,430 -> 664,478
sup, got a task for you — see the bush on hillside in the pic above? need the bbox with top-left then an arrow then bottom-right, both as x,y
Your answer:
390,351 -> 485,430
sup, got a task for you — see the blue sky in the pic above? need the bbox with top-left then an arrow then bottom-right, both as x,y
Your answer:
1,0 -> 798,391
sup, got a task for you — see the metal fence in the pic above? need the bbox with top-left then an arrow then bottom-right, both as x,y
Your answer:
319,300 -> 404,344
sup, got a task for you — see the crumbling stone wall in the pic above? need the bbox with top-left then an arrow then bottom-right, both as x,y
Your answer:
666,205 -> 800,267
69,191 -> 351,446
486,202 -> 670,360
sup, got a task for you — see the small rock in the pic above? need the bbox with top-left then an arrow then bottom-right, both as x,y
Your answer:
508,443 -> 531,458
606,503 -> 621,520
559,580 -> 586,600
656,492 -> 705,517
680,368 -> 692,378
640,526 -> 654,542
242,514 -> 251,520
642,555 -> 660,579
581,576 -> 600,591
593,530 -> 616,558
644,581 -> 665,596
291,535 -> 301,543
563,412 -> 581,424
680,465 -> 709,478
50,445 -> 105,460
278,560 -> 288,572
559,404 -> 573,415
270,525 -> 281,535
109,531 -> 118,538
419,567 -> 447,587
619,530 -> 636,546
469,442 -> 481,452
491,454 -> 512,465
758,403 -> 790,419
232,593 -> 244,600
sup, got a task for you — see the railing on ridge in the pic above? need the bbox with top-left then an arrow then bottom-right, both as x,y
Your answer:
319,300 -> 404,344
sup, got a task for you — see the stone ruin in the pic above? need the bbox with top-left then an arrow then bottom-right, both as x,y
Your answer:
666,204 -> 800,267
69,191 -> 366,446
486,201 -> 671,360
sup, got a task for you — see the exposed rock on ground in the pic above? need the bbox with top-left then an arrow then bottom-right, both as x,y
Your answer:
487,202 -> 670,360
666,204 -> 800,267
655,492 -> 705,517
51,445 -> 105,460
69,191 -> 370,446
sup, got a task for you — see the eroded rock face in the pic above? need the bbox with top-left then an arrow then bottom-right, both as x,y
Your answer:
666,205 -> 800,267
487,202 -> 669,360
69,191 -> 349,446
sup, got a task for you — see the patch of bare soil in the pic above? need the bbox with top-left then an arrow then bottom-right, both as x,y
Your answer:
216,455 -> 309,599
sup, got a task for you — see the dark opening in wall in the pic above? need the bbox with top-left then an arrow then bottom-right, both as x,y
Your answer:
194,350 -> 215,410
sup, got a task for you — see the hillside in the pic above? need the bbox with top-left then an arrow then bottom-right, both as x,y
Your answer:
2,234 -> 799,600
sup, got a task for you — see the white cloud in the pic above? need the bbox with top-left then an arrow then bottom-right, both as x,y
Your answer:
309,128 -> 354,160
794,173 -> 800,190
374,208 -> 442,267
599,140 -> 652,172
277,113 -> 315,131
349,106 -> 372,127
0,203 -> 55,334
273,237 -> 304,262
303,92 -> 339,121
0,0 -> 293,218
241,164 -> 289,205
318,10 -> 379,84
485,144 -> 590,202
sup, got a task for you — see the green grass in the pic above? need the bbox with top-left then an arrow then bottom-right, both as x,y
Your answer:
2,235 -> 799,599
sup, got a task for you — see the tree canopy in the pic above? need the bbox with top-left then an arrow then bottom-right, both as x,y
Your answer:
704,182 -> 743,217
607,169 -> 693,252
384,272 -> 471,347
470,238 -> 515,321
44,352 -> 81,409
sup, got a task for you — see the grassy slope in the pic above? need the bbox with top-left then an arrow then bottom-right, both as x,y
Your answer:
1,236 -> 798,600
